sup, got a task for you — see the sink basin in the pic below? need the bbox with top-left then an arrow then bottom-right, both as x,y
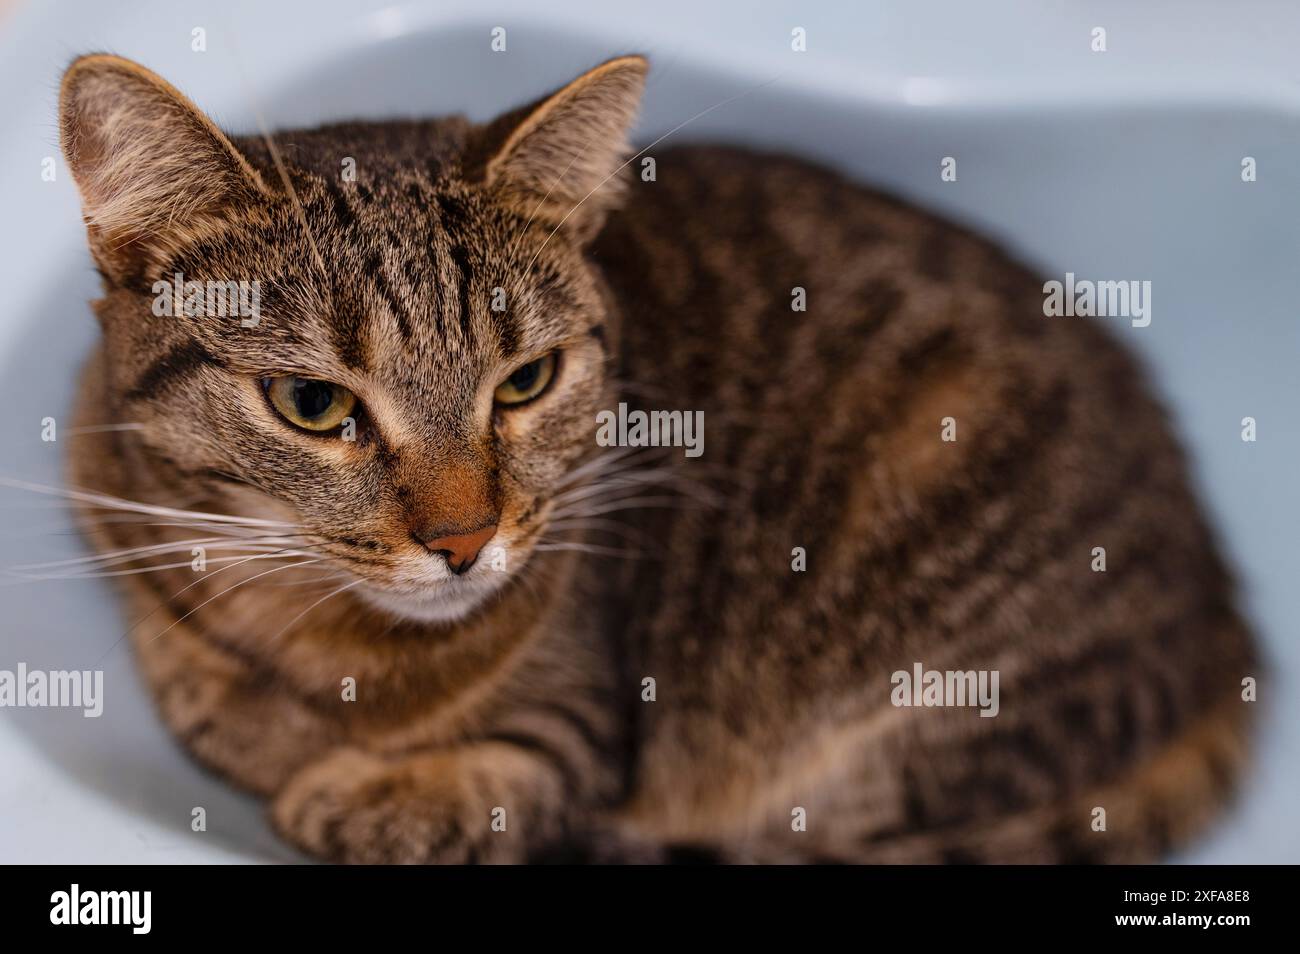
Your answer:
0,0 -> 1295,863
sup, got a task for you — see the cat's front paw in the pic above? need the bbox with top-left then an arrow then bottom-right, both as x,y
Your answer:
270,747 -> 485,864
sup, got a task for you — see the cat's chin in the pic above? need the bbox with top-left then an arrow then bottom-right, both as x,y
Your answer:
354,577 -> 506,625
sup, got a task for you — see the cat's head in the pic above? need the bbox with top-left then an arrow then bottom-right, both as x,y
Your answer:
59,53 -> 647,623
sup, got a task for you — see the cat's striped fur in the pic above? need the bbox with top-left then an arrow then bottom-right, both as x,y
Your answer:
59,53 -> 1256,863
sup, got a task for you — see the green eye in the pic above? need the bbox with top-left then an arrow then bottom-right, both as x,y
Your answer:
263,377 -> 358,432
494,353 -> 557,406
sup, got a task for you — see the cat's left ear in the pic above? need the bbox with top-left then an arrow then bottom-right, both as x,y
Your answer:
59,53 -> 273,283
480,55 -> 648,243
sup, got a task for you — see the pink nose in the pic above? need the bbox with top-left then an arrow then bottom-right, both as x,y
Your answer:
415,524 -> 497,575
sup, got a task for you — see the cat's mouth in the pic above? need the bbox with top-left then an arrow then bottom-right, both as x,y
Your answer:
338,544 -> 519,625
354,576 -> 507,624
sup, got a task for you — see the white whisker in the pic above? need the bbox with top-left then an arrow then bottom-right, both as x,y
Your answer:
62,423 -> 145,435
0,477 -> 297,528
545,517 -> 651,545
269,578 -> 365,641
551,494 -> 711,520
533,541 -> 647,559
8,533 -> 313,573
91,549 -> 316,666
6,549 -> 321,583
138,558 -> 323,650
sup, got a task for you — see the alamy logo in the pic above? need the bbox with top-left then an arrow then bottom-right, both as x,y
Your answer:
50,884 -> 151,934
890,663 -> 1000,718
151,270 -> 261,327
0,664 -> 103,717
595,402 -> 704,458
1042,272 -> 1151,327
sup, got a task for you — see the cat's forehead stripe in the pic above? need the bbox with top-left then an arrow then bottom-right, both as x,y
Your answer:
447,243 -> 475,347
319,177 -> 357,231
306,180 -> 415,369
427,190 -> 523,361
366,248 -> 414,343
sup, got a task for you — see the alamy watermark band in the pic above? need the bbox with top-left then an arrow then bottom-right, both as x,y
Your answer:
0,664 -> 103,717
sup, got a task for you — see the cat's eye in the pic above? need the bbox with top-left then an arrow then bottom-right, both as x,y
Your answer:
494,353 -> 557,406
263,376 -> 358,432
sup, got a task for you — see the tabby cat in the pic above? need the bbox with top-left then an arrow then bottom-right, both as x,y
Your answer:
57,52 -> 1256,863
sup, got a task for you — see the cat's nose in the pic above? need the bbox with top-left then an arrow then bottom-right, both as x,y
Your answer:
415,523 -> 497,575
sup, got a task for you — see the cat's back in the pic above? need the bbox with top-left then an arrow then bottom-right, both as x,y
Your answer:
595,143 -> 1245,653
591,142 -> 1149,523
593,143 -> 1071,418
591,146 -> 1255,857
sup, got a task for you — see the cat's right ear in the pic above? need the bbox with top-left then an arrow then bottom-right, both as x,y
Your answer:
479,55 -> 648,243
59,54 -> 272,283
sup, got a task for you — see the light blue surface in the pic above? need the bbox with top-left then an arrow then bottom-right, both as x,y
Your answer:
0,0 -> 1295,862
